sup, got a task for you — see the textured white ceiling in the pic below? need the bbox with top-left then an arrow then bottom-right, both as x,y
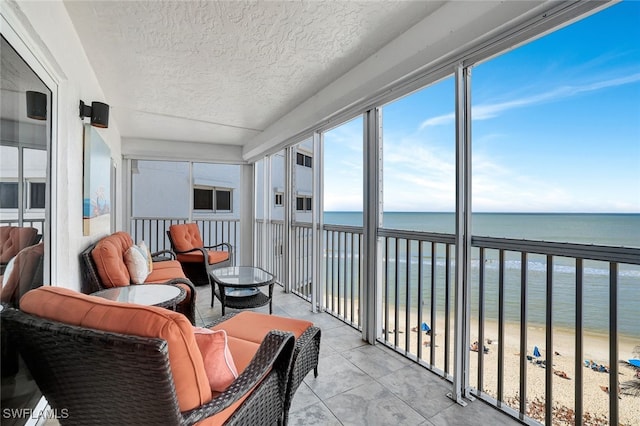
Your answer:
63,0 -> 444,145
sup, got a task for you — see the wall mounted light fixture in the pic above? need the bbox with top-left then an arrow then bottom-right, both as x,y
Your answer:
26,91 -> 47,120
79,100 -> 109,128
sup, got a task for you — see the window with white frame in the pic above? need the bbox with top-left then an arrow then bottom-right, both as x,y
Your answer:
274,192 -> 283,206
27,180 -> 46,209
296,152 -> 312,168
0,181 -> 19,209
296,195 -> 312,212
193,186 -> 232,212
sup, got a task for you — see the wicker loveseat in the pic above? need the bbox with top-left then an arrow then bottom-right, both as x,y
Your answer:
2,287 -> 295,426
80,231 -> 197,324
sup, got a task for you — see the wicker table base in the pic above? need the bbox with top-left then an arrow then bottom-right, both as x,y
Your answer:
211,266 -> 275,315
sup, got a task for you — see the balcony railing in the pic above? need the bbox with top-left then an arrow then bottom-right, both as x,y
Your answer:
139,217 -> 640,425
288,221 -> 640,426
1,218 -> 46,234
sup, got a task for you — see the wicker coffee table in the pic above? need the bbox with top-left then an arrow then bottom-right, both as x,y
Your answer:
211,266 -> 275,315
91,284 -> 186,311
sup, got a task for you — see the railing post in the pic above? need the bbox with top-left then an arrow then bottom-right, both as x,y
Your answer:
283,146 -> 293,293
264,156 -> 273,274
362,108 -> 383,344
312,131 -> 323,312
239,164 -> 254,266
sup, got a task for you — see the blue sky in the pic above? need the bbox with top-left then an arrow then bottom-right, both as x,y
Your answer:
324,1 -> 640,213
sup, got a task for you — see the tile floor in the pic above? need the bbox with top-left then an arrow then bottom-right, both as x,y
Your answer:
195,285 -> 523,426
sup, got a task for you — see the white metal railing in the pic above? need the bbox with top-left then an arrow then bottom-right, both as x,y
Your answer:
147,217 -> 638,425
1,218 -> 46,235
280,220 -> 640,426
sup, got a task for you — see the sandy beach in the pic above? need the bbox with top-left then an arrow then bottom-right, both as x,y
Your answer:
383,310 -> 639,425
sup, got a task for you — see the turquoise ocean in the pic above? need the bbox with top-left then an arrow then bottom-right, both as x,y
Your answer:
324,212 -> 640,339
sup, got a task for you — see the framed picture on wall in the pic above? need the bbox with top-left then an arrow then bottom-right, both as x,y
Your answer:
82,124 -> 111,236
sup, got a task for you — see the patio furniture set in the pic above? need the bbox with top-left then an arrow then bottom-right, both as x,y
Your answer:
1,223 -> 321,425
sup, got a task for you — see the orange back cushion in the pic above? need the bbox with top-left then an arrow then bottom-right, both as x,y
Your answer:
91,232 -> 133,287
0,226 -> 38,263
20,286 -> 212,411
0,242 -> 44,305
169,224 -> 204,252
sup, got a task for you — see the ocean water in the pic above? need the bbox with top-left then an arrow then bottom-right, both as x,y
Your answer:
323,212 -> 640,338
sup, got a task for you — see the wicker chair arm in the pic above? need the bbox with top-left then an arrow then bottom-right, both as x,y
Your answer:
180,330 -> 295,424
152,249 -> 177,261
173,245 -> 232,268
203,242 -> 232,252
172,246 -> 207,256
162,278 -> 196,296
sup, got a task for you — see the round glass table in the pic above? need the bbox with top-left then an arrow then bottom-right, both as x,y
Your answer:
91,284 -> 186,310
210,266 -> 275,315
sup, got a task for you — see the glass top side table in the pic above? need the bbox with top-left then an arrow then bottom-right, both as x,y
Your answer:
210,266 -> 275,316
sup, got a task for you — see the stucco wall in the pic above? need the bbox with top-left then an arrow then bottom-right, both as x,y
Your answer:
2,0 -> 123,291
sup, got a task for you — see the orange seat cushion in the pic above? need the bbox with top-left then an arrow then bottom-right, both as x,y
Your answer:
90,232 -> 133,287
145,260 -> 187,282
176,251 -> 230,265
213,311 -> 313,343
20,287 -> 212,412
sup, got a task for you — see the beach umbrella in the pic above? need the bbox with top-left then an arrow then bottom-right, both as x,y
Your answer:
533,346 -> 541,358
421,322 -> 431,333
629,359 -> 640,368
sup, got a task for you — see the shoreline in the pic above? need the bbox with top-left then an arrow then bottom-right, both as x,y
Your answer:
382,308 -> 639,425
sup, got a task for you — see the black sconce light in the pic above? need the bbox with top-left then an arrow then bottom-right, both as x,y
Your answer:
79,100 -> 109,128
26,91 -> 47,120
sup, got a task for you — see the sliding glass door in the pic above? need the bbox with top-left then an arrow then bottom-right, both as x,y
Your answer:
1,34 -> 52,425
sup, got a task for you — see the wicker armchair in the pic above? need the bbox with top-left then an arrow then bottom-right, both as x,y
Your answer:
167,223 -> 232,290
2,306 -> 295,426
209,312 -> 321,425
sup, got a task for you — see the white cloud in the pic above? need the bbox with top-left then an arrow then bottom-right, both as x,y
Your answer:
418,72 -> 640,129
324,72 -> 640,212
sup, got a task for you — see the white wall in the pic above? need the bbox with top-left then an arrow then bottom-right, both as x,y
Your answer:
123,137 -> 243,163
132,161 -> 190,218
2,0 -> 123,290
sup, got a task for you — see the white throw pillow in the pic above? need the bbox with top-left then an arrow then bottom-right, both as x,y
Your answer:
137,241 -> 153,273
124,245 -> 149,284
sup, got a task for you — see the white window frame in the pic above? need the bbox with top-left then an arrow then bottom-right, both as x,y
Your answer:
193,185 -> 233,213
296,152 -> 312,168
26,179 -> 46,211
295,195 -> 312,212
274,192 -> 284,207
0,180 -> 19,210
